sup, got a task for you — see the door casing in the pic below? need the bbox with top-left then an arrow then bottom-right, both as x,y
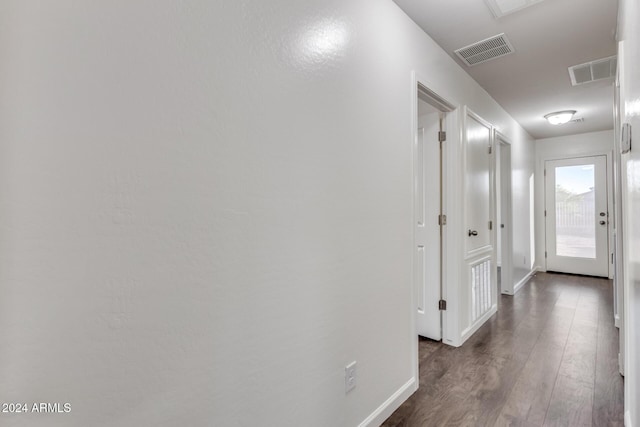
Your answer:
495,133 -> 514,295
411,73 -> 457,371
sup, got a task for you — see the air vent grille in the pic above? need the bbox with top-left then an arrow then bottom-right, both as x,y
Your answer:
454,33 -> 515,67
568,56 -> 617,86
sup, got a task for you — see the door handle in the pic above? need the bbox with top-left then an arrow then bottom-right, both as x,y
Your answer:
599,220 -> 606,225
468,230 -> 478,236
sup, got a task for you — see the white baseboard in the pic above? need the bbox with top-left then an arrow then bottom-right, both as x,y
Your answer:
513,267 -> 538,295
619,352 -> 624,376
358,377 -> 416,427
460,305 -> 498,345
625,410 -> 632,427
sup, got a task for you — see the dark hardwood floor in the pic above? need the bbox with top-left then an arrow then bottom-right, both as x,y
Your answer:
382,272 -> 624,427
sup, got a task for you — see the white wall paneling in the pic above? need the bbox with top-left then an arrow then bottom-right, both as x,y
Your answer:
471,257 -> 492,323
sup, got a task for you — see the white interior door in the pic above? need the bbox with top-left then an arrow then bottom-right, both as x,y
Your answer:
545,156 -> 609,277
463,110 -> 496,332
465,118 -> 492,254
414,101 -> 441,340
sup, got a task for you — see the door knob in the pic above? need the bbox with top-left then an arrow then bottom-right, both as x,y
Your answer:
468,230 -> 478,236
599,220 -> 606,225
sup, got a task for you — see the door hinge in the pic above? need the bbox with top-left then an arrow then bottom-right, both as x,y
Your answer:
489,220 -> 493,230
544,169 -> 546,177
438,131 -> 446,142
545,251 -> 547,258
544,210 -> 547,217
439,300 -> 447,311
438,214 -> 447,226
488,145 -> 492,154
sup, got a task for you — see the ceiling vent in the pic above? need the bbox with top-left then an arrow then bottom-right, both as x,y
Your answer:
484,0 -> 546,18
454,33 -> 515,66
568,56 -> 617,86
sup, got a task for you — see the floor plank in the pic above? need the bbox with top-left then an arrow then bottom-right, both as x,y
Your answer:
497,320 -> 569,425
543,374 -> 593,426
381,272 -> 624,427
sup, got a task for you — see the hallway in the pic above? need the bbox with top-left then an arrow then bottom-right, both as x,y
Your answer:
383,273 -> 624,426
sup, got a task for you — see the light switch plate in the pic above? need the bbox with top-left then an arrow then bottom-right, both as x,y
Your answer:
345,361 -> 357,394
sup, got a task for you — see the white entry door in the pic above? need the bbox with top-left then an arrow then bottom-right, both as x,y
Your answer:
545,156 -> 609,277
414,102 -> 442,340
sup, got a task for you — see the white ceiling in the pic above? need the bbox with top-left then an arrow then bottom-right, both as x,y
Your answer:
393,0 -> 619,139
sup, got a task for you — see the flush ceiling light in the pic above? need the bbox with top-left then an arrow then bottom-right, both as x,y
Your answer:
544,110 -> 576,125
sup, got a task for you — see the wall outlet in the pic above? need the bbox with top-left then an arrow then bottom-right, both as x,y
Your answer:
345,361 -> 357,394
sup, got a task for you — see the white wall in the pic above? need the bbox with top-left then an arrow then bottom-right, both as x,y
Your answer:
511,124 -> 537,287
617,0 -> 640,424
0,1 -> 535,426
534,130 -> 614,274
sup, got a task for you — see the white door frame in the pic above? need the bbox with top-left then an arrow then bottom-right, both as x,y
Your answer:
613,70 -> 624,374
410,72 -> 458,385
495,132 -> 514,295
544,155 -> 610,277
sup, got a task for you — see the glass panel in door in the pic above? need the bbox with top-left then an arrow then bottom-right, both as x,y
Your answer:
554,164 -> 596,258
